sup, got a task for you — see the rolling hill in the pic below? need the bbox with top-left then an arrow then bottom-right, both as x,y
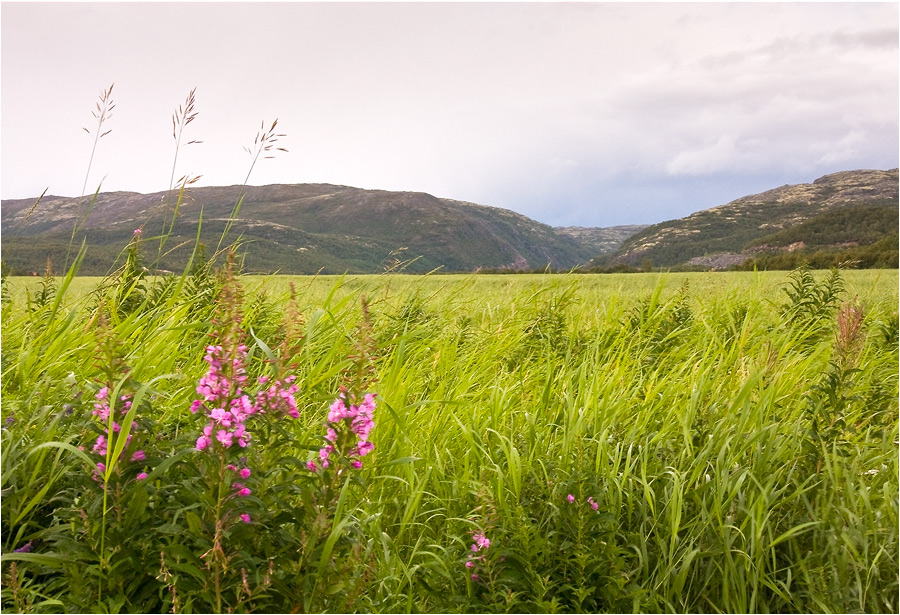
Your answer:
1,184 -> 614,275
599,169 -> 898,269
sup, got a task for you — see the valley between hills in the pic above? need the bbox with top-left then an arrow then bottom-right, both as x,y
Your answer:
1,168 -> 896,275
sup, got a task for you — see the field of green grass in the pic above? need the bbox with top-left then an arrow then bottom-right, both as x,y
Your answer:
2,266 -> 897,613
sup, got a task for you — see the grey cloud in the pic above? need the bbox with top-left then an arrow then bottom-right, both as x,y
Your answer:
828,28 -> 899,51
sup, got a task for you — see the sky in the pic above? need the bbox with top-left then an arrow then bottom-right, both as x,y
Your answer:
1,1 -> 898,227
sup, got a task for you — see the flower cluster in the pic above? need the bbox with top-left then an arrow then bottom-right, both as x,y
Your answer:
255,374 -> 300,419
192,344 -> 301,453
191,344 -> 253,451
307,392 -> 376,473
90,386 -> 146,481
465,532 -> 491,581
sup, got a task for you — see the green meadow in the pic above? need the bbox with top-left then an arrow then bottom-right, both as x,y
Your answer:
1,266 -> 897,613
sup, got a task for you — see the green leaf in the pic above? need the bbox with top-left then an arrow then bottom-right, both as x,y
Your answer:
125,486 -> 149,526
1,552 -> 70,567
29,440 -> 95,470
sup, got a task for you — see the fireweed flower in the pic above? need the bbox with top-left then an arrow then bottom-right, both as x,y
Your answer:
191,344 -> 300,455
587,496 -> 599,511
89,387 -> 146,480
466,530 -> 491,581
231,481 -> 252,497
255,374 -> 300,419
567,494 -> 575,504
190,317 -> 299,533
472,533 -> 490,550
191,343 -> 255,451
307,392 -> 376,473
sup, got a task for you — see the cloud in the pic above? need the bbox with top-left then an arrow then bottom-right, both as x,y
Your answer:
667,135 -> 740,176
596,23 -> 897,184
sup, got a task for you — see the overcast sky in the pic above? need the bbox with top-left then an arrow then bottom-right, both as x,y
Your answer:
2,2 -> 897,227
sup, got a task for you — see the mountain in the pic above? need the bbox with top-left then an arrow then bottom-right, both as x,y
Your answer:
601,169 -> 898,269
1,184 -> 612,275
5,170 -> 894,276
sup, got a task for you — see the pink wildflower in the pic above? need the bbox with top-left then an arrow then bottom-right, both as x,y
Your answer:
92,435 -> 107,455
88,388 -> 147,483
234,423 -> 250,447
356,441 -> 375,456
240,513 -> 251,523
216,429 -> 233,447
136,472 -> 148,480
192,339 -> 298,455
567,494 -> 575,504
472,533 -> 490,550
93,403 -> 110,421
210,407 -> 232,426
310,392 -> 376,473
587,496 -> 598,511
466,531 -> 490,579
240,467 -> 251,479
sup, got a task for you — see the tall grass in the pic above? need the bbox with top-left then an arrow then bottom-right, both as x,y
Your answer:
2,263 -> 896,613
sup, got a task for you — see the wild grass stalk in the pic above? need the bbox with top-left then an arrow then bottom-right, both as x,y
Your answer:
153,88 -> 203,271
66,84 -> 115,269
216,119 -> 287,254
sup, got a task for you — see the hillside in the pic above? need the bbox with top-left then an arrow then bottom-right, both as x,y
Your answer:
554,225 -> 648,255
1,184 -> 605,275
604,169 -> 898,268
